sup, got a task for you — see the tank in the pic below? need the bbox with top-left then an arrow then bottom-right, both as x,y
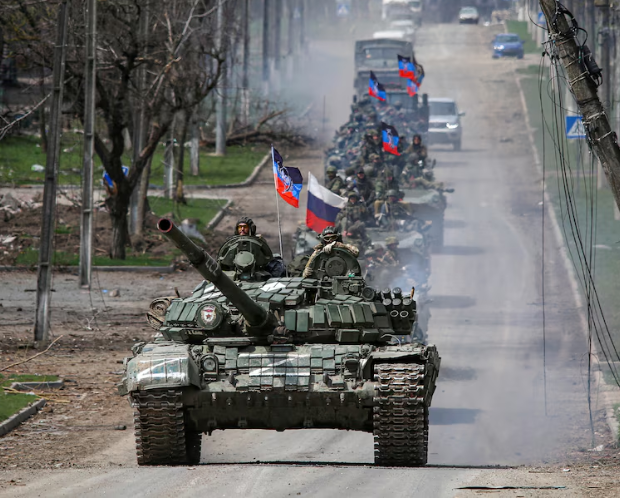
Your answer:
402,186 -> 448,252
119,219 -> 441,467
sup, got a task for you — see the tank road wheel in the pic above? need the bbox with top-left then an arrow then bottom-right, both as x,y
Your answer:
131,389 -> 202,466
373,363 -> 428,467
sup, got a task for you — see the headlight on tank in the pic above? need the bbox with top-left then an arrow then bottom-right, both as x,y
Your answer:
202,355 -> 219,373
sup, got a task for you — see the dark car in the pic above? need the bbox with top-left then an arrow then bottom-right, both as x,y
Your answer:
492,33 -> 524,59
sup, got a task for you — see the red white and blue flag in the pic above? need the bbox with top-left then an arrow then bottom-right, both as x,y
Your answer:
306,172 -> 346,233
368,71 -> 387,101
381,122 -> 400,156
398,55 -> 415,79
272,146 -> 303,208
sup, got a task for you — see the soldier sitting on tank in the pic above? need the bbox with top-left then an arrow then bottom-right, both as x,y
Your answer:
218,217 -> 285,280
348,166 -> 375,206
302,227 -> 360,278
413,169 -> 454,192
374,167 -> 402,216
325,165 -> 345,195
379,236 -> 400,265
375,189 -> 413,227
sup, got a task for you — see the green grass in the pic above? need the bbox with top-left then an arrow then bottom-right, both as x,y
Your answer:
148,196 -> 227,227
0,374 -> 57,423
0,134 -> 265,186
506,20 -> 540,54
15,249 -> 173,267
521,73 -> 620,377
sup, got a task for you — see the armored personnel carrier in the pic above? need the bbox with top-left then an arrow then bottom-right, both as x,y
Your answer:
119,219 -> 440,467
401,186 -> 448,252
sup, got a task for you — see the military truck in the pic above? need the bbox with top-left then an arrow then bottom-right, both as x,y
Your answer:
354,38 -> 413,97
120,219 -> 440,467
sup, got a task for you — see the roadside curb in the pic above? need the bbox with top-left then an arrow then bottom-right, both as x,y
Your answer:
514,62 -> 620,442
0,398 -> 46,437
206,199 -> 234,230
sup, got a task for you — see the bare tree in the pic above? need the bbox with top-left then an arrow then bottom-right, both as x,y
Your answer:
0,0 -> 233,259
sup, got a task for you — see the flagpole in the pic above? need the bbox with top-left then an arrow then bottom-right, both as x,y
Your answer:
271,145 -> 285,258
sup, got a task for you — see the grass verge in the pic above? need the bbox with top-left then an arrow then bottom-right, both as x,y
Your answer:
0,134 -> 264,186
0,374 -> 57,423
506,20 -> 539,54
519,72 -> 620,376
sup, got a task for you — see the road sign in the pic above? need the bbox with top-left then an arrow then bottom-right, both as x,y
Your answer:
566,115 -> 587,139
336,2 -> 350,17
537,12 -> 547,26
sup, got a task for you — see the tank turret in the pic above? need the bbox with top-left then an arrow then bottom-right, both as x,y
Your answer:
158,218 -> 275,331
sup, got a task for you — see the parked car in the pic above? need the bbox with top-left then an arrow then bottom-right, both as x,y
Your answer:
389,19 -> 415,37
492,33 -> 524,59
372,30 -> 407,40
458,6 -> 479,24
427,98 -> 464,151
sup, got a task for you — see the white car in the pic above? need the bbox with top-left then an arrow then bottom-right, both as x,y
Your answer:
427,98 -> 465,150
389,20 -> 415,36
372,30 -> 407,40
458,6 -> 479,24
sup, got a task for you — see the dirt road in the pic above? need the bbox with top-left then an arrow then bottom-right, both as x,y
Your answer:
1,21 -> 619,498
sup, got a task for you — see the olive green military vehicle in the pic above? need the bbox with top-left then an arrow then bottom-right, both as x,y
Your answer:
119,219 -> 441,467
401,186 -> 448,252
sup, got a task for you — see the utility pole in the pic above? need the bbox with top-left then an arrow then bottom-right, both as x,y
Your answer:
241,0 -> 250,125
130,1 -> 149,236
273,0 -> 282,89
539,0 -> 620,211
286,0 -> 294,81
299,0 -> 305,53
34,0 -> 69,343
79,0 -> 96,289
215,0 -> 227,156
263,0 -> 271,94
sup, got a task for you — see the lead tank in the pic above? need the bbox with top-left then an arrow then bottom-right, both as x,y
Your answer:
119,219 -> 440,467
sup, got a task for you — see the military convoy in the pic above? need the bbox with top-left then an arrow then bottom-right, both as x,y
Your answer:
119,219 -> 441,467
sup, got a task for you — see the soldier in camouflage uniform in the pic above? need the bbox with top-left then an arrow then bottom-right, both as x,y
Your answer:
349,167 -> 375,206
325,165 -> 345,195
302,226 -> 359,278
378,236 -> 400,265
336,191 -> 372,254
374,167 -> 402,215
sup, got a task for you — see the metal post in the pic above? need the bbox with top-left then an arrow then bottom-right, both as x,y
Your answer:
34,0 -> 69,342
79,0 -> 96,289
286,0 -> 294,81
299,0 -> 305,53
263,0 -> 270,94
215,0 -> 227,155
241,0 -> 250,125
274,0 -> 282,81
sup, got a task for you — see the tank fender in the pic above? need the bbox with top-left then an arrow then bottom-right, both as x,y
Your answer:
120,342 -> 201,394
362,346 -> 441,381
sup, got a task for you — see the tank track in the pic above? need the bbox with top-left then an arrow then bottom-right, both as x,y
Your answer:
373,363 -> 428,466
131,389 -> 201,466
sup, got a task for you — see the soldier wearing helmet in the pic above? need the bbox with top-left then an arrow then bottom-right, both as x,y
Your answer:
379,236 -> 400,265
348,167 -> 375,205
375,189 -> 413,226
374,167 -> 402,215
406,134 -> 428,165
325,165 -> 345,194
234,216 -> 256,236
302,226 -> 359,278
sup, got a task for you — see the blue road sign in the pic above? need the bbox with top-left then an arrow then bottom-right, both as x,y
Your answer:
103,165 -> 129,188
337,2 -> 350,17
538,12 -> 546,26
566,115 -> 586,139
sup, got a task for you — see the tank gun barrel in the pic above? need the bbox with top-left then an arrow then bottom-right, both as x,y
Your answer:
157,219 -> 270,328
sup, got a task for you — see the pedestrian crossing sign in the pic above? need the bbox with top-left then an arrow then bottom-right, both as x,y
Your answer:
566,115 -> 586,139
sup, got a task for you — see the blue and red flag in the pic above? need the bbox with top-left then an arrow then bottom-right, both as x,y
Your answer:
398,55 -> 415,79
368,71 -> 387,101
407,78 -> 419,97
381,122 -> 400,156
306,173 -> 346,233
272,146 -> 303,208
411,62 -> 425,86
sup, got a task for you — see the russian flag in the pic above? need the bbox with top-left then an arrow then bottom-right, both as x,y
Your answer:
398,55 -> 415,79
381,122 -> 400,156
368,71 -> 387,101
272,146 -> 303,208
306,172 -> 346,234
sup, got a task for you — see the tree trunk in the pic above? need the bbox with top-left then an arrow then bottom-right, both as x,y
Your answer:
106,192 -> 130,260
174,110 -> 190,203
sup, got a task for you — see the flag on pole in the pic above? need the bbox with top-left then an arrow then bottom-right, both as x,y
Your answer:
306,172 -> 346,233
368,71 -> 387,101
381,122 -> 400,155
272,147 -> 303,208
407,78 -> 419,97
397,55 -> 415,79
411,62 -> 425,86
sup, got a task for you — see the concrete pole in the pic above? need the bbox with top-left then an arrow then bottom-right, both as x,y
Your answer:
286,0 -> 294,81
241,0 -> 250,125
273,0 -> 282,91
35,0 -> 69,343
215,0 -> 227,155
79,0 -> 96,289
263,0 -> 270,95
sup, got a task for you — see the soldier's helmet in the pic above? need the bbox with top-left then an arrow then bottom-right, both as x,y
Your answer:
356,167 -> 366,176
385,236 -> 399,246
369,153 -> 380,162
235,216 -> 256,236
413,134 -> 422,144
326,165 -> 338,174
394,101 -> 403,110
320,226 -> 342,244
347,190 -> 360,200
386,189 -> 400,199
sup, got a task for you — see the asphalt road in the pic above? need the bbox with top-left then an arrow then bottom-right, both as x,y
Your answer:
2,21 -> 596,498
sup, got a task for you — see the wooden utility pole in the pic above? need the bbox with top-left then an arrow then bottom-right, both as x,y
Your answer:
34,0 -> 69,343
215,0 -> 227,155
539,0 -> 620,210
79,0 -> 96,289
